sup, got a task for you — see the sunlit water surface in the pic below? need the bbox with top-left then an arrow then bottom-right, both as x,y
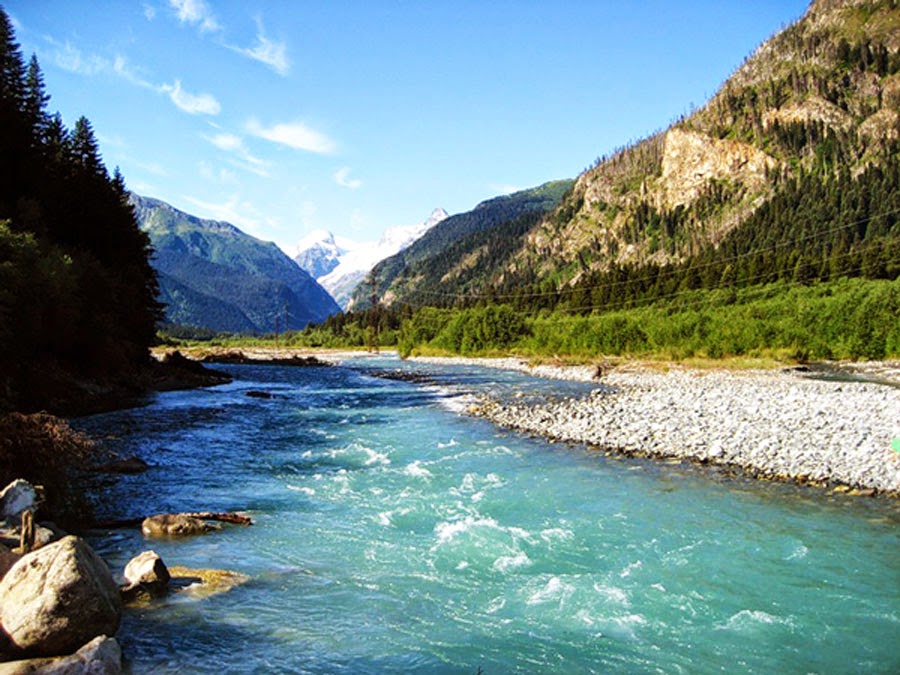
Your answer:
77,356 -> 900,674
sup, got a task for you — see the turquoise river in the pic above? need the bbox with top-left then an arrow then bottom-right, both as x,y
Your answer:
77,356 -> 900,673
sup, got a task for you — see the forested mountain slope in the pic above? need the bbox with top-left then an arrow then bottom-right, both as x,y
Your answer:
132,194 -> 340,333
350,180 -> 573,308
375,0 -> 900,310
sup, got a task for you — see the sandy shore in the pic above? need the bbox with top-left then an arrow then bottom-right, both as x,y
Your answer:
413,356 -> 900,496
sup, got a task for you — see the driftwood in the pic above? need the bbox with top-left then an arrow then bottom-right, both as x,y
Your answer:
20,509 -> 34,553
94,511 -> 253,529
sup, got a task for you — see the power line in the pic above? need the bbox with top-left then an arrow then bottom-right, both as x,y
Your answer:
404,203 -> 900,303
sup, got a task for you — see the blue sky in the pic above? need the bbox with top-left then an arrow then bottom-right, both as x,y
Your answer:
7,1 -> 809,253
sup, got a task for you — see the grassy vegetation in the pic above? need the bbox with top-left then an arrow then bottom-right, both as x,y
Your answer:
163,277 -> 900,366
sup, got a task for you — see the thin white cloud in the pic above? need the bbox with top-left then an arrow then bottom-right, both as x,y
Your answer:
143,4 -> 157,21
162,79 -> 221,115
333,167 -> 362,190
43,38 -> 221,119
50,40 -> 109,76
204,132 -> 269,176
490,183 -> 523,195
182,194 -> 264,238
198,161 -> 237,184
246,118 -> 336,155
234,18 -> 290,76
168,0 -> 220,32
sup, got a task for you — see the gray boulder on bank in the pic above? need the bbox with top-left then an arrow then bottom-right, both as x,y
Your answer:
0,480 -> 38,523
0,635 -> 122,675
0,536 -> 122,658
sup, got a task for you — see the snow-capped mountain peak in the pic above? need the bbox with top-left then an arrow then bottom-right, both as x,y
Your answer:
293,208 -> 447,309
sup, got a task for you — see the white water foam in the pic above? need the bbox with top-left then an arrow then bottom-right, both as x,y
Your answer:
493,551 -> 532,573
526,576 -> 576,606
719,609 -> 796,632
404,461 -> 432,479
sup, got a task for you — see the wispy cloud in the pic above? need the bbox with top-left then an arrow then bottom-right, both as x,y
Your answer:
143,4 -> 157,21
490,183 -> 523,195
246,118 -> 336,154
198,161 -> 237,184
233,17 -> 289,76
182,194 -> 264,237
204,132 -> 269,176
43,37 -> 221,118
168,0 -> 220,33
49,39 -> 110,76
333,167 -> 362,189
161,79 -> 221,115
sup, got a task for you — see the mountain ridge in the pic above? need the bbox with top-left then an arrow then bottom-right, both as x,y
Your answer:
368,0 -> 899,307
131,194 -> 340,333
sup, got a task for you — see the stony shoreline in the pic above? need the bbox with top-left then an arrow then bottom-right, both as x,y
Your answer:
412,356 -> 900,496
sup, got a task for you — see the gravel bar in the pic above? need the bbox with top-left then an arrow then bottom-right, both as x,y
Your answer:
423,358 -> 900,496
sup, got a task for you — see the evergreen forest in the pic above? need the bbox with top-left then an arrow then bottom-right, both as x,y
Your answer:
0,9 -> 161,412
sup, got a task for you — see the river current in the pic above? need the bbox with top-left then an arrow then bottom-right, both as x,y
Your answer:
77,356 -> 899,673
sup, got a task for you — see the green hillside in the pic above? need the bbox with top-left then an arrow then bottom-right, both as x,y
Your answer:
132,194 -> 340,333
295,0 -> 900,361
350,179 -> 573,308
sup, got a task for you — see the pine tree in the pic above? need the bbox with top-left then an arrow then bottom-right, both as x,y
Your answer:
23,54 -> 50,147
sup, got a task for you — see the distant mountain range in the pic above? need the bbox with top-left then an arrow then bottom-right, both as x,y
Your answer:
293,208 -> 447,308
131,194 -> 340,333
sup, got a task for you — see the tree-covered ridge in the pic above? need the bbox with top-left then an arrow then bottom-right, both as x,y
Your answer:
0,8 -> 161,412
474,0 -> 900,296
350,180 -> 573,308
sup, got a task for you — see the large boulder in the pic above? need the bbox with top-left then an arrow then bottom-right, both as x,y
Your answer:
0,480 -> 38,523
0,635 -> 122,674
0,544 -> 19,581
0,536 -> 122,657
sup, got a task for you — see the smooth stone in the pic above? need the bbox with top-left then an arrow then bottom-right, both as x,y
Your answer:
0,536 -> 122,657
121,551 -> 170,602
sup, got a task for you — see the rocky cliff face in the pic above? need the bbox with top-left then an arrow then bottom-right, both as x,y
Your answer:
659,128 -> 777,210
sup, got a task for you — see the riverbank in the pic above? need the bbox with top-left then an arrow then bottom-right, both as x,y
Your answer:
428,357 -> 900,496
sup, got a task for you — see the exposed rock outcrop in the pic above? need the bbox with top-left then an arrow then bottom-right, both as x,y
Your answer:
121,550 -> 170,601
140,514 -> 220,537
660,128 -> 777,209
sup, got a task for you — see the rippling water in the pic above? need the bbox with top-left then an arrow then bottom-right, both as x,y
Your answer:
77,356 -> 900,674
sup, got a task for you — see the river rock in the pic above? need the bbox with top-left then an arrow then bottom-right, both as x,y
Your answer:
121,550 -> 170,601
93,455 -> 150,474
141,514 -> 217,537
0,480 -> 38,523
0,536 -> 122,657
167,566 -> 250,599
0,635 -> 122,674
